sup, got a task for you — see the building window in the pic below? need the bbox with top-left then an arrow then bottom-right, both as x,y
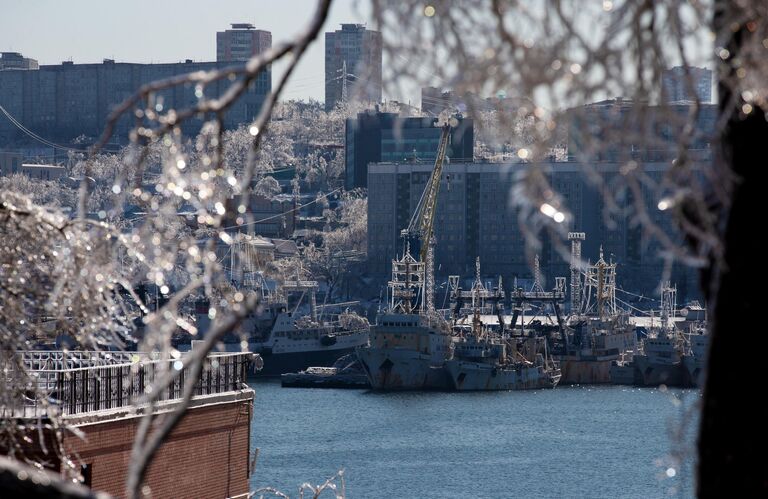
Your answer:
81,463 -> 92,487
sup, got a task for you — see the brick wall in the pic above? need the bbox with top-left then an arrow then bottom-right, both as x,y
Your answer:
65,396 -> 253,498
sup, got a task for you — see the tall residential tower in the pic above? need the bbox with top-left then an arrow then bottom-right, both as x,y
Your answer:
324,24 -> 382,111
216,23 -> 272,62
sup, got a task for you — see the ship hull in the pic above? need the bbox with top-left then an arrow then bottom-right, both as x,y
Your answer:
683,334 -> 708,387
609,356 -> 691,387
634,356 -> 689,387
682,356 -> 704,387
180,343 -> 361,377
556,355 -> 617,384
253,346 -> 359,376
280,371 -> 369,388
445,360 -> 560,391
356,347 -> 451,390
609,362 -> 643,385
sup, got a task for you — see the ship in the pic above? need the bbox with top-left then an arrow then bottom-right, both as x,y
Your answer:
357,124 -> 455,391
609,282 -> 691,387
682,325 -> 708,387
443,258 -> 561,391
445,341 -> 561,391
681,302 -> 708,386
182,275 -> 370,376
559,313 -> 637,384
444,295 -> 561,391
356,252 -> 454,390
553,236 -> 639,384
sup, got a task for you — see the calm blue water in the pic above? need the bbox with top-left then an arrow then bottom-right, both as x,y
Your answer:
249,381 -> 699,498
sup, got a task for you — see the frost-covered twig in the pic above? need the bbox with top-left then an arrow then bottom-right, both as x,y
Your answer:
248,469 -> 346,499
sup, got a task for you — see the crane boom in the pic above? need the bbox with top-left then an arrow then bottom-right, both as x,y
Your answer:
404,123 -> 451,261
397,123 -> 451,313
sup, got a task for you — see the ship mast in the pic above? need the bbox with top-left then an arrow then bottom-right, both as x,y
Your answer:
532,254 -> 544,293
568,232 -> 585,314
660,281 -> 677,336
582,245 -> 618,319
449,257 -> 506,327
597,249 -> 605,320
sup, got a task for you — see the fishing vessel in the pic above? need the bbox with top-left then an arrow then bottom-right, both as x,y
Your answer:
680,302 -> 708,387
554,237 -> 639,384
444,294 -> 560,391
356,252 -> 454,390
357,124 -> 455,390
610,283 -> 690,387
682,323 -> 708,387
443,258 -> 560,391
185,276 -> 369,376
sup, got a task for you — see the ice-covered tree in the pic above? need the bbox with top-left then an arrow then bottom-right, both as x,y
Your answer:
2,0 -> 765,497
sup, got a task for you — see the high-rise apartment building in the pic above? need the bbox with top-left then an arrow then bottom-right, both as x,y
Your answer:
367,160 -> 701,300
0,58 -> 270,148
567,99 -> 716,161
324,24 -> 382,111
661,66 -> 712,103
216,23 -> 272,62
0,24 -> 273,149
344,111 -> 474,190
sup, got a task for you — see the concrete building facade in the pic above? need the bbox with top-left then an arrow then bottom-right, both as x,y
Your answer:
0,52 -> 38,71
0,58 -> 271,148
324,24 -> 382,111
662,66 -> 713,103
367,161 -> 701,300
345,111 -> 474,190
567,100 -> 716,162
216,23 -> 272,62
0,160 -> 66,180
0,151 -> 22,175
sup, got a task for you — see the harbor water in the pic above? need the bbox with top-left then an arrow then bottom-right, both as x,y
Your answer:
249,381 -> 698,498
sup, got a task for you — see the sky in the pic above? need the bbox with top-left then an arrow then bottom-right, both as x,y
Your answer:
0,0 -> 374,102
1,1 -> 714,109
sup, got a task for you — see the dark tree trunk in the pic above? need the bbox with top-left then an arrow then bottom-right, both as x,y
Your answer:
698,3 -> 768,496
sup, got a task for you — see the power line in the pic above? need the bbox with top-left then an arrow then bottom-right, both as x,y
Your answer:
615,297 -> 652,315
224,187 -> 342,230
615,286 -> 661,303
0,104 -> 90,152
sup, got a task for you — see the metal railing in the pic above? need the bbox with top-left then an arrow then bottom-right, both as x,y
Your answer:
6,351 -> 255,418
